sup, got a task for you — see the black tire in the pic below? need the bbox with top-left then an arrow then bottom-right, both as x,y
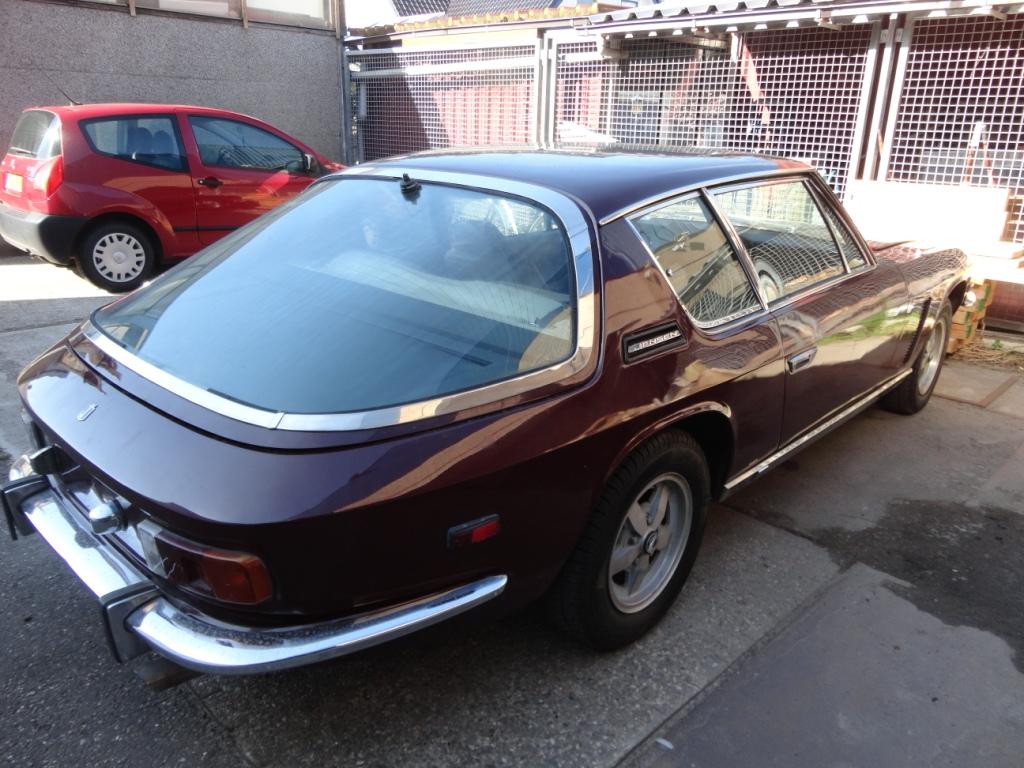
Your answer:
546,430 -> 711,650
78,221 -> 156,293
882,301 -> 952,415
753,259 -> 786,303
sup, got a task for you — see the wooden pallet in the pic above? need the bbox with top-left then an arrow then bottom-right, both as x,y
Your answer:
948,279 -> 997,354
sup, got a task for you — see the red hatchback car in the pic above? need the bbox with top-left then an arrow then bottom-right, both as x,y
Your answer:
0,103 -> 342,291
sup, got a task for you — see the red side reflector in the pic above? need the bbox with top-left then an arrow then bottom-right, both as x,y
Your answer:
448,515 -> 501,549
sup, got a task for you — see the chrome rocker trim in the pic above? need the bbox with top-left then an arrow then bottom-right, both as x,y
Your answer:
722,368 -> 912,495
5,461 -> 507,674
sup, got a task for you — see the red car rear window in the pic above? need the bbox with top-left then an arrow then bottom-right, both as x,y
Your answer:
9,110 -> 61,159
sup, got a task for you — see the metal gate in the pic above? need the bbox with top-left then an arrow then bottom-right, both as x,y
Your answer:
881,14 -> 1024,243
348,44 -> 539,163
551,27 -> 877,198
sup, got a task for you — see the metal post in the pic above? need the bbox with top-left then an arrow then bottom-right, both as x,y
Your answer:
337,0 -> 355,165
877,15 -> 915,182
843,20 -> 882,196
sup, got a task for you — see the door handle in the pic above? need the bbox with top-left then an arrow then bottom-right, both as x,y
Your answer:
786,346 -> 817,373
197,176 -> 223,188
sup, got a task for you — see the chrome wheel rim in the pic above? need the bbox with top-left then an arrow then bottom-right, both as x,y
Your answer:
608,472 -> 693,614
917,315 -> 947,395
92,232 -> 146,284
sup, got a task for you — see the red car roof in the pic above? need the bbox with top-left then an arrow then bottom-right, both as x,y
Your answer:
26,103 -> 262,122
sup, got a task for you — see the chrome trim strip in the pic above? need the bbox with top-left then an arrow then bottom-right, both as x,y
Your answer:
86,168 -> 598,432
22,487 -> 150,602
128,575 -> 508,675
598,167 -> 815,226
623,194 -> 765,333
722,368 -> 913,494
9,473 -> 507,673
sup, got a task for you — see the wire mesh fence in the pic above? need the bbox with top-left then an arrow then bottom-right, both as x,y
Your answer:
349,45 -> 538,162
554,27 -> 874,198
885,15 -> 1024,242
348,14 -> 1024,245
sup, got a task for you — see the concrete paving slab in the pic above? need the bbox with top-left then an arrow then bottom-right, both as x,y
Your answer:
628,564 -> 1024,768
185,509 -> 839,768
0,256 -> 109,333
934,359 -> 1017,407
729,396 -> 1024,532
990,377 -> 1024,419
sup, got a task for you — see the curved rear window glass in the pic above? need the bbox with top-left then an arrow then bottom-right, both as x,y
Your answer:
9,110 -> 60,159
94,178 -> 576,414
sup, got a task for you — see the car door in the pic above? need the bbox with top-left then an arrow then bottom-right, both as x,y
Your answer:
710,176 -> 910,445
179,113 -> 314,245
77,113 -> 200,258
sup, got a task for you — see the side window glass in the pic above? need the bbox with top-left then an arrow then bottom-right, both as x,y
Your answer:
632,196 -> 761,326
82,116 -> 185,172
189,116 -> 303,172
820,203 -> 868,269
713,180 -> 846,302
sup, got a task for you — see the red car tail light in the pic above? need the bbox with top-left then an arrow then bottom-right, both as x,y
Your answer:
137,521 -> 272,605
32,155 -> 63,198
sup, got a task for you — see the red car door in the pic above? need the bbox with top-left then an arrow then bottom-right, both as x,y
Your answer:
178,112 -> 315,246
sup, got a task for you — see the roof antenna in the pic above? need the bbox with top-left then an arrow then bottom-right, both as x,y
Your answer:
26,54 -> 81,105
400,173 -> 421,199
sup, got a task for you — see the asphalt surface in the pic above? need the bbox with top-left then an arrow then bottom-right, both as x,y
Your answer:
1,251 -> 1022,767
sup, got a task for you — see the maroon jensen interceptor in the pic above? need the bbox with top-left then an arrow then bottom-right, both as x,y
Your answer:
2,151 -> 967,676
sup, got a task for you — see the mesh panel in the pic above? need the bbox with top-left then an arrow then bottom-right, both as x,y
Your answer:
887,15 -> 1024,242
351,46 -> 536,162
554,29 -> 873,197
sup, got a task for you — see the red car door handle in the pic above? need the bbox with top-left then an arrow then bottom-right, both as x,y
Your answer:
197,176 -> 223,188
786,347 -> 818,373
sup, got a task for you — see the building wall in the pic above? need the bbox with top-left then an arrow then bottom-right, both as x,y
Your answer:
0,0 -> 343,160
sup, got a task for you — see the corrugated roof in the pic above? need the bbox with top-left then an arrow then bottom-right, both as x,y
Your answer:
446,0 -> 556,13
393,0 -> 450,14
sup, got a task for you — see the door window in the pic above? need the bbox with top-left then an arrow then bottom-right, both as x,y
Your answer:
631,195 -> 761,327
189,116 -> 303,172
713,180 -> 846,302
81,116 -> 185,172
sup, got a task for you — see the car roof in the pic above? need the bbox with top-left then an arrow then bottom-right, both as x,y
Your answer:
25,103 -> 260,121
371,148 -> 811,223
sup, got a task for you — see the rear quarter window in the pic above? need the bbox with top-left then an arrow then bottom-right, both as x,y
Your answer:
81,116 -> 186,172
631,195 -> 761,327
9,110 -> 61,159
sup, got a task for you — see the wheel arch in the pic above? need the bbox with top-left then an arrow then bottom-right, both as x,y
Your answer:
606,403 -> 736,500
947,279 -> 969,311
74,212 -> 165,265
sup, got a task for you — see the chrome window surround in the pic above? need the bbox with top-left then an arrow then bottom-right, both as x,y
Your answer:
85,167 -> 598,433
620,170 -> 880,334
625,191 -> 765,331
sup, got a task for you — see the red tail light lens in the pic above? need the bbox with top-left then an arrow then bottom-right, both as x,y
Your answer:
32,155 -> 63,198
137,521 -> 272,605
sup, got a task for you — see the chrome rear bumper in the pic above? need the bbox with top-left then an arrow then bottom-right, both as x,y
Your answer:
3,457 -> 506,675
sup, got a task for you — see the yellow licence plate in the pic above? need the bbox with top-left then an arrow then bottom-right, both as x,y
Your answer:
4,173 -> 23,194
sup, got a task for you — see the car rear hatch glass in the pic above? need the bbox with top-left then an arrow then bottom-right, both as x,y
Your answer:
3,110 -> 61,201
92,177 -> 577,417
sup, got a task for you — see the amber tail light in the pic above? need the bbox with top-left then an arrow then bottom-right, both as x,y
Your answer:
137,521 -> 272,605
